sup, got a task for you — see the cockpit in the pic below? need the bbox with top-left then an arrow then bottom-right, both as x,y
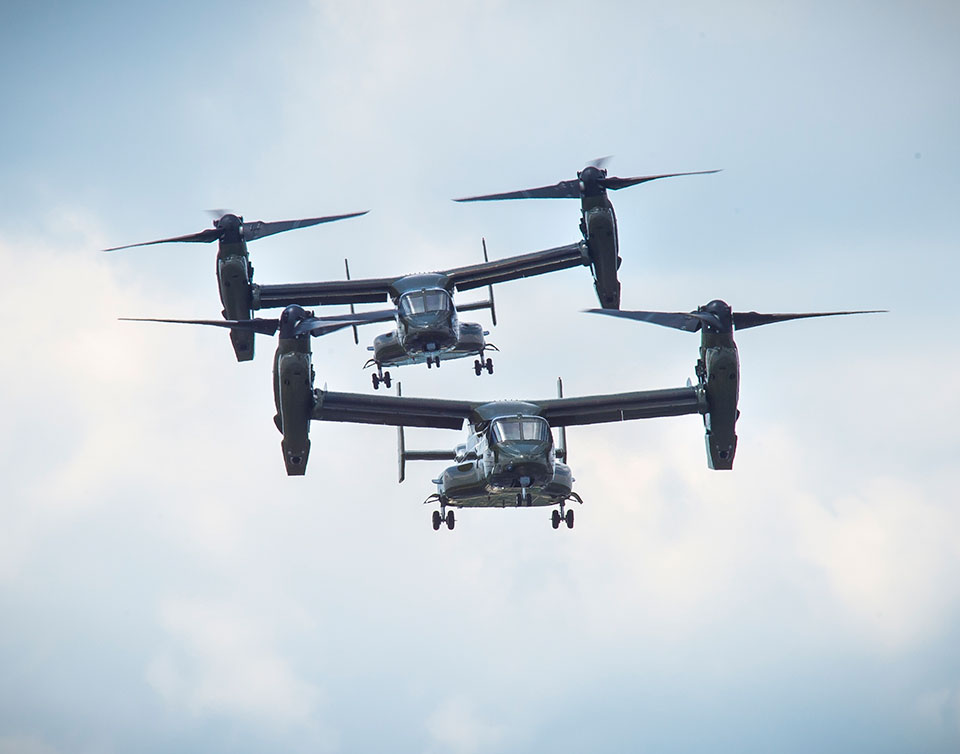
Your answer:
490,416 -> 551,446
399,289 -> 452,317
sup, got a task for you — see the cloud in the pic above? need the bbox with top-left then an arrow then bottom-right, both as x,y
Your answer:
146,597 -> 324,730
424,696 -> 504,754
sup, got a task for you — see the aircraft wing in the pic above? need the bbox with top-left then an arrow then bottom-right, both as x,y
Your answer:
535,386 -> 706,427
444,242 -> 588,292
312,390 -> 478,430
254,276 -> 398,308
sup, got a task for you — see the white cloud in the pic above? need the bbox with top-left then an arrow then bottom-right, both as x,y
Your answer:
1,2 -> 959,752
425,696 -> 504,754
147,597 -> 324,730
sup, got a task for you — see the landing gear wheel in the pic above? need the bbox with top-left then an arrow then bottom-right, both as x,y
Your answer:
485,357 -> 494,375
551,510 -> 561,529
432,510 -> 442,531
474,359 -> 483,376
383,371 -> 392,388
565,509 -> 574,529
427,359 -> 432,369
372,373 -> 381,390
434,356 -> 440,368
445,510 -> 455,530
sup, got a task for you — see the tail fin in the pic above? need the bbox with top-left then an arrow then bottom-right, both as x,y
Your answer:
456,238 -> 497,325
395,381 -> 457,483
483,238 -> 497,327
556,377 -> 567,461
344,258 -> 359,344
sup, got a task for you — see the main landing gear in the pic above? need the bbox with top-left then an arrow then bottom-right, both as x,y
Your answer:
551,502 -> 574,530
372,369 -> 392,390
431,506 -> 455,531
474,357 -> 494,376
426,356 -> 441,369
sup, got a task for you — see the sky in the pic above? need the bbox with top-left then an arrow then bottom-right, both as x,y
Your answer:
0,0 -> 958,751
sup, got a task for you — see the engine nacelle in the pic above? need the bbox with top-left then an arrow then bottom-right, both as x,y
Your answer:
275,350 -> 315,475
582,206 -> 620,309
217,249 -> 255,362
700,344 -> 740,470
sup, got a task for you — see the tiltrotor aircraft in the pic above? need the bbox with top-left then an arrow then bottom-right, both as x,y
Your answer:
455,159 -> 720,309
122,300 -> 880,530
107,212 -> 630,386
585,300 -> 884,469
105,210 -> 369,361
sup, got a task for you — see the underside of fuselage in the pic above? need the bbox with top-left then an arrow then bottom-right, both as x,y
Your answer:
436,460 -> 575,508
367,322 -> 489,369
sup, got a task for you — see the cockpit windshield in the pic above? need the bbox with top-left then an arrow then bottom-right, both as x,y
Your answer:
400,290 -> 451,316
491,417 -> 550,444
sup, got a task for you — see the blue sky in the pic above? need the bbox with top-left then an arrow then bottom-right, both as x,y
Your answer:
1,1 -> 958,752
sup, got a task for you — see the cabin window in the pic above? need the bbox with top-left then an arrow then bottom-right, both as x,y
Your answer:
400,290 -> 450,315
491,417 -> 549,444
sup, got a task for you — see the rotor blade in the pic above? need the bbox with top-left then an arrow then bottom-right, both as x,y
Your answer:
601,169 -> 721,191
589,155 -> 613,170
103,227 -> 222,252
584,308 -> 706,332
294,308 -> 397,337
119,316 -> 279,335
241,211 -> 369,241
732,309 -> 886,330
294,320 -> 358,337
454,180 -> 582,202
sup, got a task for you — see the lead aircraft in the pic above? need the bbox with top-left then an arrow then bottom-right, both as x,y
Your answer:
123,301 -> 879,530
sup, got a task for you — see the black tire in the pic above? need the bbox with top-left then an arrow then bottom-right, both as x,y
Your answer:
446,510 -> 455,530
434,357 -> 440,368
474,360 -> 483,376
383,372 -> 392,388
427,359 -> 432,369
551,510 -> 561,529
372,373 -> 380,390
565,508 -> 574,529
432,511 -> 442,531
485,357 -> 494,374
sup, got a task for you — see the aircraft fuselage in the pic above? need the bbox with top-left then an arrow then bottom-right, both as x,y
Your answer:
435,414 -> 575,508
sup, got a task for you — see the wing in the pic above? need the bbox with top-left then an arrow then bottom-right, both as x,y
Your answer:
444,242 -> 587,292
312,390 -> 478,430
254,277 -> 398,308
536,386 -> 706,427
